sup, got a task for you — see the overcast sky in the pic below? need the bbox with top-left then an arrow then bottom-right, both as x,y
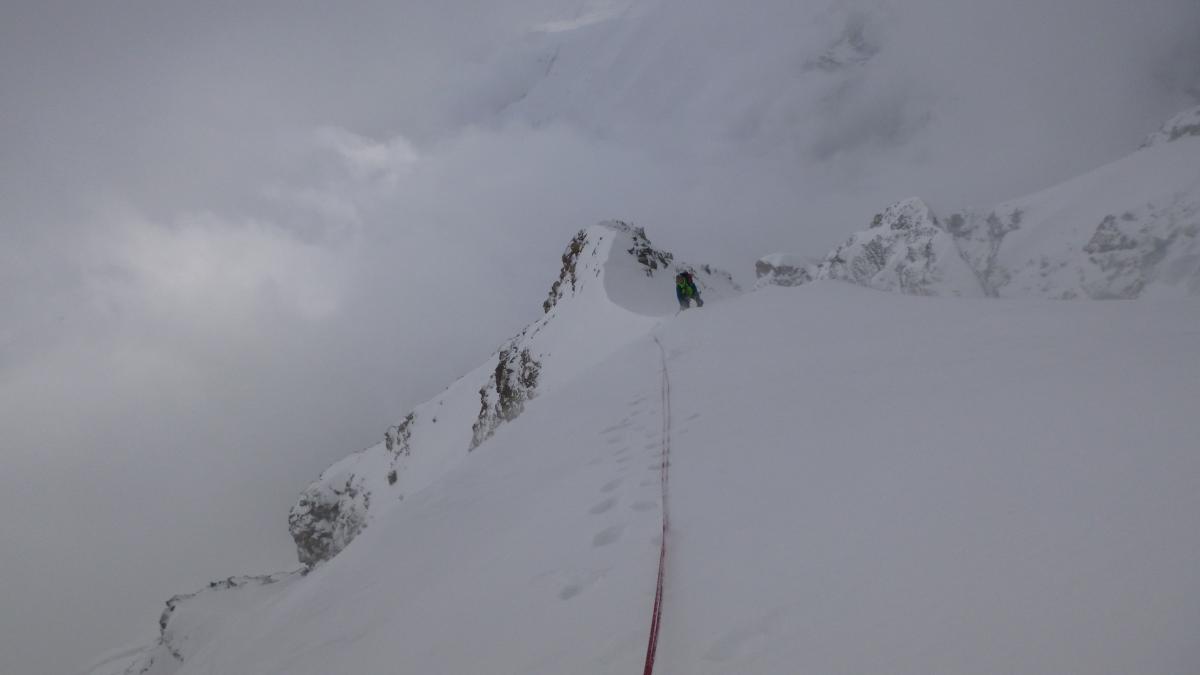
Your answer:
2,2 -> 1198,673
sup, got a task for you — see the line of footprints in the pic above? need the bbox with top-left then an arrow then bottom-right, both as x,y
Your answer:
596,394 -> 666,534
554,391 -> 679,603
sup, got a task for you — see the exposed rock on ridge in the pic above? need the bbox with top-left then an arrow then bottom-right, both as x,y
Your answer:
471,346 -> 541,449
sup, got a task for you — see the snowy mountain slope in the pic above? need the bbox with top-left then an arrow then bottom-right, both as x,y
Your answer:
91,221 -> 738,674
90,279 -> 1200,675
761,107 -> 1200,299
973,122 -> 1200,299
287,221 -> 737,567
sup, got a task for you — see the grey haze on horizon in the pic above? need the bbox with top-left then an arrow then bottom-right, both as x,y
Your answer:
2,1 -> 1198,673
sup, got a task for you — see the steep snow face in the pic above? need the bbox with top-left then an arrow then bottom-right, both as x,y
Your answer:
287,222 -> 736,567
89,283 -> 1200,675
813,198 -> 985,297
781,110 -> 1200,300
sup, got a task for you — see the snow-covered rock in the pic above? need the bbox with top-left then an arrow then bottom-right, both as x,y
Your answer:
1141,104 -> 1200,148
813,198 -> 985,297
287,221 -> 738,567
754,253 -> 818,288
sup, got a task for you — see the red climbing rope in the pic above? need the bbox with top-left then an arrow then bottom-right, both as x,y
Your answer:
643,337 -> 672,675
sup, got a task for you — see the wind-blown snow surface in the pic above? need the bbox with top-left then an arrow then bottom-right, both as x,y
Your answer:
94,278 -> 1200,674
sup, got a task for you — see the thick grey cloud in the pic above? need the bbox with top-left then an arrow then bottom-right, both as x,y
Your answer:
2,1 -> 1198,673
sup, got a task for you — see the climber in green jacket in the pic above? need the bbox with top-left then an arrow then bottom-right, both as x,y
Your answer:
676,271 -> 704,310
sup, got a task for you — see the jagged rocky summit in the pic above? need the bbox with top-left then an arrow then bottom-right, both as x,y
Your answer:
759,105 -> 1200,300
288,221 -> 739,567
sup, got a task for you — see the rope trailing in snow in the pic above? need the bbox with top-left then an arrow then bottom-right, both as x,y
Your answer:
643,336 -> 672,675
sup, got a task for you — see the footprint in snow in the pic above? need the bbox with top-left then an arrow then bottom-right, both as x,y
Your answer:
600,478 -> 622,493
552,569 -> 608,601
598,422 -> 630,435
592,525 -> 624,547
589,497 -> 617,515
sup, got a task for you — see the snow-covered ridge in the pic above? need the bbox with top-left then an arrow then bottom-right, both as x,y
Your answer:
289,221 -> 737,567
760,106 -> 1200,299
90,221 -> 736,675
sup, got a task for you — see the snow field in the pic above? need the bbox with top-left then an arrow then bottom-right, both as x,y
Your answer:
657,283 -> 1200,674
158,280 -> 1200,675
